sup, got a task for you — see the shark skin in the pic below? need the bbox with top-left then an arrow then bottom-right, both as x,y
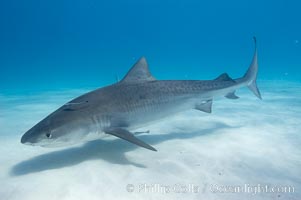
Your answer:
21,38 -> 261,151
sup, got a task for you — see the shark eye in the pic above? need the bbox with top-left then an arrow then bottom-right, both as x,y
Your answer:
46,133 -> 52,138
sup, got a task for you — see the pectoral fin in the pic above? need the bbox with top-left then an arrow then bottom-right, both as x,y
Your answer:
134,130 -> 150,135
104,127 -> 157,151
195,100 -> 212,113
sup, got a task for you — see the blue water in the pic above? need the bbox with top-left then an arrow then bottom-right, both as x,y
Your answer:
0,0 -> 300,93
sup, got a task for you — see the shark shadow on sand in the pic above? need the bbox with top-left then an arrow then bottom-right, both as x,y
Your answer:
11,122 -> 232,176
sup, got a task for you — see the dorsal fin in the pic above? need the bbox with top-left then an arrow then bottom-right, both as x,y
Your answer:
214,73 -> 235,83
120,57 -> 156,83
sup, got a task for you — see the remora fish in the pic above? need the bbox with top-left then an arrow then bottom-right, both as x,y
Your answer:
21,38 -> 261,151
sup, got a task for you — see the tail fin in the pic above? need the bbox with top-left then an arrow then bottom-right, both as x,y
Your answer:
243,37 -> 262,99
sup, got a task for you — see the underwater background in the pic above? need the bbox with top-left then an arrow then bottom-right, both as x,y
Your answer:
1,0 -> 301,93
0,0 -> 300,200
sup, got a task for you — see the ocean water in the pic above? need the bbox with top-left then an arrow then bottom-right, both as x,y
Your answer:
0,0 -> 301,200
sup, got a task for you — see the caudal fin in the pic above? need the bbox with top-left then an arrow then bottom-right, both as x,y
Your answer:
243,37 -> 262,100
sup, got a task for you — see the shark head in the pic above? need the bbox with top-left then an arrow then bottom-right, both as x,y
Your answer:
21,100 -> 94,147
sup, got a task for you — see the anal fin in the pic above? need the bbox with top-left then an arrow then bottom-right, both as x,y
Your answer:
195,99 -> 212,113
104,127 -> 157,151
225,91 -> 239,99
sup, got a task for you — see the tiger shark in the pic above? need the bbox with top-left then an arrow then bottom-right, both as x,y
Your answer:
21,38 -> 261,151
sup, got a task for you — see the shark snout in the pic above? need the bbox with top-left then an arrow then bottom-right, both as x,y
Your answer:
21,128 -> 39,145
21,133 -> 33,145
20,135 -> 26,144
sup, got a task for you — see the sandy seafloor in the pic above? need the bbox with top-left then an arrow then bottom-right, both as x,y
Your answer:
0,80 -> 300,200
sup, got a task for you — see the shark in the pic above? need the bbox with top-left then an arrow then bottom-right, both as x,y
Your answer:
21,38 -> 261,151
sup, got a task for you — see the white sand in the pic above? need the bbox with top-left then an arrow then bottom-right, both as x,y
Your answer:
0,81 -> 300,200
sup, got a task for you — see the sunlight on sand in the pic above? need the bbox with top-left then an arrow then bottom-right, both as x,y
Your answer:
0,81 -> 300,200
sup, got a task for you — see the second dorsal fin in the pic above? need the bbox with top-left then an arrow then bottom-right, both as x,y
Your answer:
214,73 -> 235,83
120,57 -> 156,83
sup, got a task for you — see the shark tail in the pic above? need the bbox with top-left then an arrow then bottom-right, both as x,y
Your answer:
241,37 -> 262,100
